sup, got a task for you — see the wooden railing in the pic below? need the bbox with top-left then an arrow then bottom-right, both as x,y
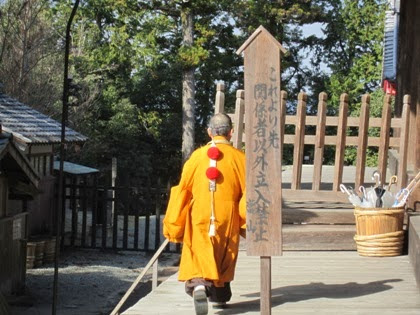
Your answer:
110,239 -> 169,315
214,83 -> 411,204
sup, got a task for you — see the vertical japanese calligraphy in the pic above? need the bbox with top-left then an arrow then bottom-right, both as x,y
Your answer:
247,68 -> 280,242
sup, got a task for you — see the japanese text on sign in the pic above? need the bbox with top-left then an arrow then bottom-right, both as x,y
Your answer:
248,67 -> 280,242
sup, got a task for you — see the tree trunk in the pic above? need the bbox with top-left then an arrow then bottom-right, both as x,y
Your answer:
181,6 -> 195,163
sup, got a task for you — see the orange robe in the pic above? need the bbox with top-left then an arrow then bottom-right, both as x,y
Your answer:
163,136 -> 246,287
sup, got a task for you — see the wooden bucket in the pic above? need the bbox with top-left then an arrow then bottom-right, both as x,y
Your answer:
34,240 -> 46,267
43,237 -> 56,264
26,242 -> 37,269
354,206 -> 405,257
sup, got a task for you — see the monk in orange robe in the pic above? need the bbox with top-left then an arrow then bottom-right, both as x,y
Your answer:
163,113 -> 246,315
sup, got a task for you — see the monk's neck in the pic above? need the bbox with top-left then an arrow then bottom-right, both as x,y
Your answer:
208,136 -> 231,145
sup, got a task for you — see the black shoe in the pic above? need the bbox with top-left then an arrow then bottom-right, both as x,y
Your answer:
212,302 -> 227,309
193,288 -> 208,315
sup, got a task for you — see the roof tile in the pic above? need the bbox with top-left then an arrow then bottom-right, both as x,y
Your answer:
0,93 -> 87,144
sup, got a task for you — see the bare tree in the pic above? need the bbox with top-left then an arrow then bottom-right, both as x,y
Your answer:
0,0 -> 62,115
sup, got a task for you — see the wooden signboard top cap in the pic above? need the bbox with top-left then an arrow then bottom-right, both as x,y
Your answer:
236,25 -> 287,55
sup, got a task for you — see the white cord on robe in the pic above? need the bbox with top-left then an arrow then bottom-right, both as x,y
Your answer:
208,140 -> 217,237
207,138 -> 230,237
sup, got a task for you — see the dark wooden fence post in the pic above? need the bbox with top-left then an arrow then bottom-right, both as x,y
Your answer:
70,176 -> 77,246
101,188 -> 107,249
91,175 -> 98,248
154,177 -> 162,250
134,187 -> 140,250
81,175 -> 88,247
144,178 -> 152,251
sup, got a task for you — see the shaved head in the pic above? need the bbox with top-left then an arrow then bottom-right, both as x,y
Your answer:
208,113 -> 232,137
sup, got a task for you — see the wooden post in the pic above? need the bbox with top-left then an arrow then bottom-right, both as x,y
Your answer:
155,177 -> 162,250
313,92 -> 327,191
260,256 -> 272,313
397,95 -> 411,189
214,82 -> 225,114
70,176 -> 77,247
291,92 -> 307,190
237,25 -> 286,314
91,175 -> 98,248
355,94 -> 370,189
112,159 -> 118,249
378,95 -> 392,181
101,188 -> 107,249
280,91 -> 287,147
81,175 -> 88,247
333,94 -> 348,191
111,157 -> 117,225
232,90 -> 245,149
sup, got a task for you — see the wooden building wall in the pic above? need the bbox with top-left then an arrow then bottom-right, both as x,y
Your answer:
397,0 -> 419,172
27,176 -> 56,235
397,0 -> 420,209
0,176 -> 28,295
26,144 -> 56,235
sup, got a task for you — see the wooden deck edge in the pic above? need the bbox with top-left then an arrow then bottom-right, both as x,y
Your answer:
408,214 -> 420,288
240,224 -> 357,251
283,208 -> 355,224
283,224 -> 357,251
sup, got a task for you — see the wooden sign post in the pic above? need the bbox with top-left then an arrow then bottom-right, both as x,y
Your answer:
237,25 -> 286,314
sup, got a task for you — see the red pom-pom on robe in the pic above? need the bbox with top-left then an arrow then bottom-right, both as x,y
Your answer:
206,167 -> 220,180
207,146 -> 220,160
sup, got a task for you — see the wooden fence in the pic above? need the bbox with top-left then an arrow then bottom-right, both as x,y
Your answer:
57,176 -> 178,252
214,83 -> 411,204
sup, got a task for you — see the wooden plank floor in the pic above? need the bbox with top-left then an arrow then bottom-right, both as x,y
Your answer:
123,250 -> 420,315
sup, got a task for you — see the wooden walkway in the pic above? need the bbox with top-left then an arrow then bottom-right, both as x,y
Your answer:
123,250 -> 420,314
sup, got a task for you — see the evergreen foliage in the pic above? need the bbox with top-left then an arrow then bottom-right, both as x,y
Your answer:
0,0 -> 387,185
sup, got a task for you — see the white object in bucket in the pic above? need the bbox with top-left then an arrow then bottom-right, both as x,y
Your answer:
340,184 -> 361,207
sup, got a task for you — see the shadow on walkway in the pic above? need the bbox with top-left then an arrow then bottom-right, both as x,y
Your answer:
215,279 -> 402,314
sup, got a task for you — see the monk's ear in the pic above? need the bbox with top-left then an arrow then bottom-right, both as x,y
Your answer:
207,128 -> 212,138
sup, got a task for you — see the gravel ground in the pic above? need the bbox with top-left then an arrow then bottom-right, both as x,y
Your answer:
7,248 -> 180,315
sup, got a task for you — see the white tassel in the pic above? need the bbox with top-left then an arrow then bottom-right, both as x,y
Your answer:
209,214 -> 216,237
209,222 -> 216,237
